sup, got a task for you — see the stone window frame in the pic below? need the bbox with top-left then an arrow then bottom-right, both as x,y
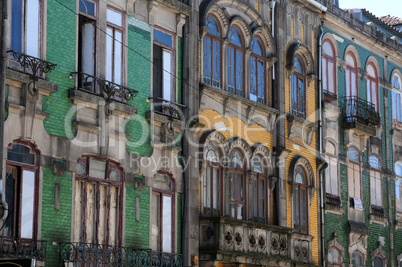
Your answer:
371,245 -> 388,267
322,38 -> 338,97
5,141 -> 41,241
228,148 -> 247,219
327,233 -> 345,267
203,14 -> 223,88
351,249 -> 365,267
74,155 -> 124,247
200,5 -> 276,106
365,58 -> 381,113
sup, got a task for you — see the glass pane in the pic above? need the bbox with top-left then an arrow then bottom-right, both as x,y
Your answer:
251,39 -> 262,56
259,179 -> 265,217
352,71 -> 357,96
258,60 -> 264,103
294,58 -> 302,73
4,167 -> 16,237
236,50 -> 243,95
294,188 -> 299,228
229,203 -> 235,218
230,152 -> 243,168
107,8 -> 122,26
348,148 -> 359,162
367,64 -> 376,77
328,60 -> 335,93
114,31 -> 122,85
82,21 -> 95,76
206,167 -> 211,208
252,157 -> 263,174
250,57 -> 257,102
213,168 -> 220,210
301,189 -> 306,232
162,51 -> 172,101
370,173 -> 376,205
79,0 -> 95,16
346,69 -> 351,97
354,165 -> 361,199
106,27 -> 113,81
21,170 -> 35,238
154,29 -> 173,48
229,173 -> 235,200
397,180 -> 402,212
212,40 -> 220,86
162,196 -> 172,253
398,94 -> 401,121
393,91 -> 397,120
396,163 -> 402,176
298,78 -> 304,114
7,144 -> 35,165
325,157 -> 331,193
89,159 -> 106,179
346,54 -> 355,67
205,145 -> 219,163
11,0 -> 23,53
237,173 -> 243,202
229,29 -> 242,46
204,37 -> 211,81
292,75 -> 297,112
206,17 -> 219,37
228,47 -> 235,92
253,179 -> 257,217
374,257 -> 383,267
323,41 -> 334,57
370,155 -> 379,169
330,157 -> 338,195
26,0 -> 40,57
323,58 -> 327,91
151,194 -> 160,250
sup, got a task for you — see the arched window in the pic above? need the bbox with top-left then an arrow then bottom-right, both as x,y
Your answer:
367,63 -> 379,112
252,156 -> 267,223
203,145 -> 221,216
322,40 -> 336,96
345,52 -> 358,98
227,28 -> 244,96
374,256 -> 384,267
370,155 -> 383,214
328,247 -> 341,267
75,156 -> 123,246
396,162 -> 402,213
293,166 -> 308,234
229,150 -> 245,219
250,38 -> 266,104
203,17 -> 221,87
348,148 -> 361,203
5,143 -> 39,240
351,250 -> 363,267
392,73 -> 402,123
291,56 -> 306,118
325,140 -> 339,197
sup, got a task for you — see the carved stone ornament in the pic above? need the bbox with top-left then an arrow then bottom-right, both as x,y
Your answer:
288,115 -> 316,145
288,156 -> 315,205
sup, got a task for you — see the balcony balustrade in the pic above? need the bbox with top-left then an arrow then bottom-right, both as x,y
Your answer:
59,242 -> 182,267
341,96 -> 380,128
0,237 -> 47,261
149,97 -> 186,120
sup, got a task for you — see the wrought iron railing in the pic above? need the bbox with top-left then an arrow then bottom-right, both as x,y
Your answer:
59,242 -> 182,266
70,72 -> 138,104
0,237 -> 47,261
8,50 -> 57,95
149,97 -> 186,120
341,96 -> 380,127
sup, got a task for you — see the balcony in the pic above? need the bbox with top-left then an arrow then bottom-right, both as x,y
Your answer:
199,217 -> 312,265
0,237 -> 47,261
59,242 -> 182,266
149,97 -> 186,120
70,72 -> 138,105
341,96 -> 380,136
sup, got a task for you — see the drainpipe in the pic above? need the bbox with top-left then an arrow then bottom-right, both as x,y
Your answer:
270,0 -> 276,80
306,0 -> 328,12
318,25 -> 327,267
0,0 -> 8,183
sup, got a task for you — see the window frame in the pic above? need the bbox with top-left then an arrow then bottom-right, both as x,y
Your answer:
152,172 -> 176,253
328,246 -> 342,267
367,63 -> 379,112
369,154 -> 382,207
348,147 -> 362,209
251,156 -> 268,223
325,140 -> 339,197
203,16 -> 222,88
249,37 -> 266,104
351,250 -> 364,267
345,52 -> 358,98
291,55 -> 307,118
395,162 -> 402,213
228,150 -> 246,220
75,156 -> 124,247
227,27 -> 245,97
5,142 -> 40,241
106,6 -> 124,85
374,255 -> 384,267
322,39 -> 337,96
202,144 -> 222,216
293,165 -> 308,234
392,73 -> 402,123
153,26 -> 177,103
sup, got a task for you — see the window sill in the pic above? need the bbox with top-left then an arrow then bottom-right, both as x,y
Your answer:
323,91 -> 337,103
6,68 -> 58,95
369,214 -> 388,226
325,204 -> 345,216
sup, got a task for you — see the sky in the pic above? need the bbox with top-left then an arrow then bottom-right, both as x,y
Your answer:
340,0 -> 402,19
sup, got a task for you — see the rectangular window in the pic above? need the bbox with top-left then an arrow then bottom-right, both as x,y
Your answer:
106,8 -> 123,85
370,170 -> 382,206
151,191 -> 174,253
153,28 -> 176,111
11,0 -> 41,57
325,156 -> 339,196
348,162 -> 361,199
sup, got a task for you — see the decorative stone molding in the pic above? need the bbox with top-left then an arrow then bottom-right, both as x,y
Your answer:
246,105 -> 256,124
288,156 -> 316,205
126,0 -> 136,16
148,0 -> 159,25
266,57 -> 278,69
200,26 -> 210,39
176,14 -> 186,37
371,242 -> 388,266
348,232 -> 368,263
269,176 -> 278,191
337,58 -> 347,70
359,68 -> 368,81
287,115 -> 316,145
223,97 -> 234,117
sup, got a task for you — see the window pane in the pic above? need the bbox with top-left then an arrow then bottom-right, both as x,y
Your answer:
89,159 -> 106,179
253,179 -> 257,217
370,172 -> 376,205
354,165 -> 361,199
151,194 -> 160,250
7,144 -> 35,165
21,170 -> 35,239
4,167 -> 16,237
258,60 -> 264,103
107,8 -> 122,27
237,204 -> 243,220
259,179 -> 265,217
82,21 -> 95,76
348,148 -> 359,162
398,94 -> 401,121
301,188 -> 307,232
213,168 -> 220,210
206,17 -> 219,37
203,37 -> 211,81
229,203 -> 235,218
323,41 -> 334,57
11,0 -> 23,53
163,51 -> 172,101
162,196 -> 172,253
228,47 -> 234,92
294,188 -> 299,229
212,40 -> 220,86
328,60 -> 335,93
229,172 -> 235,200
85,183 -> 95,243
298,78 -> 304,114
330,157 -> 338,195
154,29 -> 173,48
26,0 -> 40,57
237,173 -> 243,202
106,27 -> 113,81
323,58 -> 327,91
250,57 -> 257,102
79,0 -> 95,16
206,167 -> 211,208
346,69 -> 351,97
393,91 -> 397,120
236,50 -> 243,95
352,71 -> 357,96
396,163 -> 402,176
374,257 -> 383,267
370,155 -> 379,169
114,31 -> 122,85
229,29 -> 242,46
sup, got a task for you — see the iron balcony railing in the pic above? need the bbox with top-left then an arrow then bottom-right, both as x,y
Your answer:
341,96 -> 381,127
0,237 -> 47,261
70,72 -> 138,104
59,242 -> 182,266
149,97 -> 186,120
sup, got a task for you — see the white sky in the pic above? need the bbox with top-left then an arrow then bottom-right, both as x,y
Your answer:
340,0 -> 402,19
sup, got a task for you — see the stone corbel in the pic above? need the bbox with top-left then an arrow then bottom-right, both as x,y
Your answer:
288,115 -> 316,145
200,26 -> 210,39
288,181 -> 296,199
223,167 -> 231,180
223,37 -> 230,46
359,68 -> 368,81
337,58 -> 346,71
127,0 -> 136,16
269,176 -> 278,191
266,57 -> 278,69
344,129 -> 369,153
223,98 -> 234,117
266,113 -> 277,132
247,171 -> 257,184
308,186 -> 316,206
306,74 -> 316,87
176,14 -> 186,37
246,48 -> 252,56
286,65 -> 297,79
246,106 -> 256,124
148,0 -> 158,25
